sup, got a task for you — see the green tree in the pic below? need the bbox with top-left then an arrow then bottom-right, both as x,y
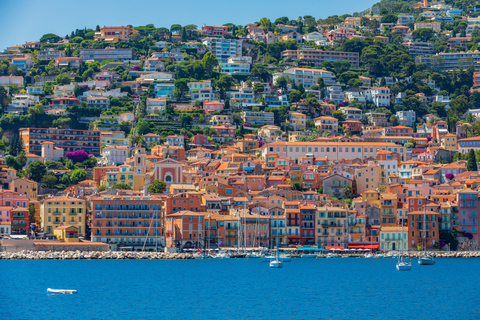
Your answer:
181,27 -> 188,42
148,179 -> 167,193
253,83 -> 265,96
332,110 -> 346,122
55,73 -> 71,85
289,90 -> 301,103
97,185 -> 107,192
70,168 -> 87,185
174,78 -> 189,99
180,113 -> 193,128
26,161 -> 47,182
41,174 -> 58,188
343,185 -> 352,198
215,74 -> 233,99
136,119 -> 150,135
29,203 -> 36,224
450,95 -> 469,115
112,183 -> 132,190
40,33 -> 60,43
202,51 -> 218,77
467,149 -> 478,171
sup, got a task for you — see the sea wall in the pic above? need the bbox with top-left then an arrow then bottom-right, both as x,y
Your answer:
0,250 -> 194,260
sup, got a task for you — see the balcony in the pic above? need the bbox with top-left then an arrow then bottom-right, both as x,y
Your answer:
12,215 -> 25,219
69,212 -> 77,216
53,221 -> 61,224
13,223 -> 27,228
52,211 -> 61,215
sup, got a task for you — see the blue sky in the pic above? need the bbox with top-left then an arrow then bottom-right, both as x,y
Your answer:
0,0 -> 378,50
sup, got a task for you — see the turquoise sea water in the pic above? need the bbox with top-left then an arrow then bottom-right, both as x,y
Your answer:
1,258 -> 480,320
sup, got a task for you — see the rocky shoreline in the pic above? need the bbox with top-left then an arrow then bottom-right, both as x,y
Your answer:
0,250 -> 194,260
1,250 -> 480,260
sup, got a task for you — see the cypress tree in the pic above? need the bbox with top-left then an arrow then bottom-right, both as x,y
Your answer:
467,149 -> 478,172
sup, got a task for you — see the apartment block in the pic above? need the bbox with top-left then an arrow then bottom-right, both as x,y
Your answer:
202,38 -> 242,63
80,48 -> 135,61
19,128 -> 101,156
281,49 -> 359,68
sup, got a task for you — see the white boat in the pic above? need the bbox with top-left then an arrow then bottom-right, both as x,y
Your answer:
270,260 -> 283,268
375,254 -> 384,259
246,252 -> 261,258
326,253 -> 338,258
262,255 -> 292,262
213,252 -> 231,259
47,288 -> 77,294
418,254 -> 435,265
270,214 -> 284,269
301,254 -> 317,258
396,222 -> 411,271
193,252 -> 210,259
418,207 -> 435,266
396,262 -> 412,271
364,253 -> 374,259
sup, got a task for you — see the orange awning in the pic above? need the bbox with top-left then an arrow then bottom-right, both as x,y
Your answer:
324,246 -> 345,250
348,244 -> 379,249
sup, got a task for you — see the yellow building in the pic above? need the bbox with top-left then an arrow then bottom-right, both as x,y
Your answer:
209,114 -> 232,125
54,225 -> 79,242
40,196 -> 86,235
289,112 -> 306,131
9,177 -> 38,199
440,133 -> 457,151
379,193 -> 398,225
316,207 -> 348,248
101,165 -> 145,191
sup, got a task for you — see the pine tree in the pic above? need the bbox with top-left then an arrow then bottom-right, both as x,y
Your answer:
467,149 -> 478,172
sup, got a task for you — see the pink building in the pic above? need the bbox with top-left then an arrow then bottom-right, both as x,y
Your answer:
203,101 -> 224,114
0,190 -> 29,236
51,97 -> 79,109
0,76 -> 24,86
457,189 -> 479,248
211,123 -> 235,138
383,125 -> 413,137
54,57 -> 82,68
201,25 -> 229,36
326,28 -> 356,41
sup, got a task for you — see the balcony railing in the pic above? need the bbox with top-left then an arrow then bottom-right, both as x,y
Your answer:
52,212 -> 61,215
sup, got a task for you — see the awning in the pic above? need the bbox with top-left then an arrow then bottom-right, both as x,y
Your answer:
324,246 -> 345,250
347,244 -> 379,249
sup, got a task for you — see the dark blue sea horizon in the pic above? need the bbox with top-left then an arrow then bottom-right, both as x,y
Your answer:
1,258 -> 479,320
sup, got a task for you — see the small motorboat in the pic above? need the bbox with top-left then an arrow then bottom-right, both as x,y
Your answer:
301,254 -> 317,258
262,255 -> 292,262
47,288 -> 77,294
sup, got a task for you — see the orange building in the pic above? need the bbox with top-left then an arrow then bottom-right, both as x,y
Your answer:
408,210 -> 439,250
91,195 -> 164,249
164,192 -> 203,214
95,26 -> 138,42
165,210 -> 206,249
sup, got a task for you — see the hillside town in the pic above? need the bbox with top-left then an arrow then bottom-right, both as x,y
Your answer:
2,0 -> 480,254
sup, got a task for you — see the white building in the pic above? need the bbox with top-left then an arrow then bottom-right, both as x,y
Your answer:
166,135 -> 185,148
188,80 -> 215,101
102,145 -> 128,165
339,106 -> 362,121
396,110 -> 416,127
273,68 -> 336,87
4,94 -> 39,115
220,57 -> 251,74
146,98 -> 167,114
362,87 -> 391,107
202,38 -> 242,63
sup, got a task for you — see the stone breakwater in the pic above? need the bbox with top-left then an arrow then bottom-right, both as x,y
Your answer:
385,251 -> 480,258
0,250 -> 194,260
